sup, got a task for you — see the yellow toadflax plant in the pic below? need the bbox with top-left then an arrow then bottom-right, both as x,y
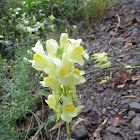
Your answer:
29,33 -> 89,140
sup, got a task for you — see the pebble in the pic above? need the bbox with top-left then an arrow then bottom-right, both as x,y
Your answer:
84,119 -> 92,126
110,110 -> 116,115
106,106 -> 111,109
102,108 -> 107,115
112,37 -> 123,44
103,133 -> 123,140
131,116 -> 140,130
106,126 -> 121,134
87,111 -> 95,117
97,85 -> 104,92
74,125 -> 88,140
128,111 -> 136,120
129,102 -> 140,113
83,104 -> 93,113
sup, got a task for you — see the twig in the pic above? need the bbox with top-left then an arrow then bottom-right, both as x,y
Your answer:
49,131 -> 53,140
106,65 -> 140,71
56,126 -> 61,140
115,14 -> 120,33
24,115 -> 33,140
29,111 -> 44,140
121,95 -> 137,99
93,117 -> 109,138
86,72 -> 101,80
31,115 -> 56,140
85,126 -> 94,140
109,14 -> 120,45
85,68 -> 101,75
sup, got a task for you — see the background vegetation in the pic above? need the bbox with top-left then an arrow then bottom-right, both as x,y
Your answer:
0,0 -> 121,139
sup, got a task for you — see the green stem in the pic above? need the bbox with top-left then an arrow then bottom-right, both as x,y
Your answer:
66,122 -> 70,140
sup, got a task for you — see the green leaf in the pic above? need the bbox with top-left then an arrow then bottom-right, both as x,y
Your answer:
0,40 -> 13,46
40,90 -> 49,97
56,47 -> 64,59
26,0 -> 34,4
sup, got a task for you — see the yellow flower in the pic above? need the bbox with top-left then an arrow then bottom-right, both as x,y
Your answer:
71,46 -> 84,57
61,96 -> 80,123
45,94 -> 62,121
29,41 -> 58,77
40,76 -> 61,94
59,66 -> 71,77
73,68 -> 86,85
46,39 -> 59,57
66,39 -> 89,65
74,68 -> 80,75
53,58 -> 86,86
58,66 -> 75,86
28,41 -> 49,71
60,33 -> 69,51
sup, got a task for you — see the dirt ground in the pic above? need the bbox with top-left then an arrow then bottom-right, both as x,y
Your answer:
51,1 -> 140,140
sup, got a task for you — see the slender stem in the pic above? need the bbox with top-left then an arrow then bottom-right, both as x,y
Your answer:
66,122 -> 70,140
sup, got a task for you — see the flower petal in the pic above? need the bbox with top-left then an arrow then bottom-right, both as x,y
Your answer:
61,113 -> 72,123
32,40 -> 46,58
46,39 -> 59,56
60,33 -> 69,51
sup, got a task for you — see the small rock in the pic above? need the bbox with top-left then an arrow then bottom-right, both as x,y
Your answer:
97,85 -> 104,92
83,104 -> 93,113
110,110 -> 116,115
106,106 -> 111,109
102,108 -> 107,115
113,121 -> 120,127
84,119 -> 92,126
136,80 -> 140,86
103,133 -> 123,140
106,126 -> 121,134
131,116 -> 140,130
86,74 -> 90,78
87,111 -> 95,117
75,125 -> 88,140
121,92 -> 128,96
114,49 -> 120,55
114,108 -> 119,112
129,84 -> 135,89
128,111 -> 136,120
129,102 -> 140,113
119,120 -> 128,126
136,113 -> 140,118
133,131 -> 140,135
119,131 -> 128,140
112,37 -> 123,44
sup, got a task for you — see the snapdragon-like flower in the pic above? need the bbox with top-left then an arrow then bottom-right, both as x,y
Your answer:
61,96 -> 80,123
29,40 -> 49,71
66,39 -> 89,65
60,33 -> 69,51
46,39 -> 59,58
53,58 -> 86,86
45,94 -> 62,121
40,76 -> 61,94
29,41 -> 57,77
